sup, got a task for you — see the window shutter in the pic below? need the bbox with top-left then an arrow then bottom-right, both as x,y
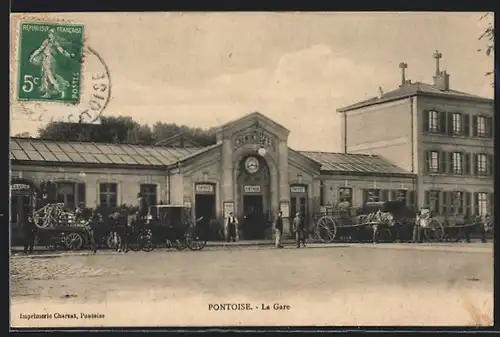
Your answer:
423,110 -> 429,132
424,150 -> 429,173
447,112 -> 453,135
438,151 -> 445,173
465,192 -> 471,217
487,154 -> 493,176
471,154 -> 477,175
488,193 -> 493,217
362,189 -> 368,205
464,153 -> 470,175
462,113 -> 470,136
439,111 -> 447,134
472,116 -> 478,137
440,191 -> 446,215
77,183 -> 86,207
448,152 -> 454,174
381,189 -> 389,202
408,190 -> 416,207
486,117 -> 493,138
473,193 -> 479,215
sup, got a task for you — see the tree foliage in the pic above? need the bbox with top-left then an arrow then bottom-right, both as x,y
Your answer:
478,12 -> 494,83
37,116 -> 217,146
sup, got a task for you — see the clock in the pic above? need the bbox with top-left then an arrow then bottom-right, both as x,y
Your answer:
244,156 -> 260,174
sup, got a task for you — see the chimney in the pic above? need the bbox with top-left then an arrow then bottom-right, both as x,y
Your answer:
432,50 -> 450,91
399,62 -> 408,86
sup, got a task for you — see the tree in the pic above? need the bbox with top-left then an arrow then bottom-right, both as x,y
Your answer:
478,12 -> 494,84
36,115 -> 217,146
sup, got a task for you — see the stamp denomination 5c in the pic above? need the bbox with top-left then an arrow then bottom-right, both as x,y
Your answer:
17,22 -> 84,104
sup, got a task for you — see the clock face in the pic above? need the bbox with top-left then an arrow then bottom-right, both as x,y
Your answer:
244,156 -> 260,174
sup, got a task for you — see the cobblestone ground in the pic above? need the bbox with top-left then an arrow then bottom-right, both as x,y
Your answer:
10,243 -> 493,327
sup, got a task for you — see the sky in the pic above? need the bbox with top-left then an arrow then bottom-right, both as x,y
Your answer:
10,12 -> 494,151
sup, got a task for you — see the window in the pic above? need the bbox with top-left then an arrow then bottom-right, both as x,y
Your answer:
452,113 -> 462,135
338,187 -> 352,205
363,189 -> 380,203
477,116 -> 487,137
54,182 -> 85,210
476,154 -> 487,175
428,110 -> 439,133
424,190 -> 440,213
99,183 -> 118,208
140,184 -> 157,206
476,192 -> 488,216
429,151 -> 439,173
450,191 -> 464,215
396,189 -> 408,203
452,152 -> 463,175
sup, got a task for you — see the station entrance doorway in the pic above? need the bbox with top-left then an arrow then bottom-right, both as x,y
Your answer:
194,183 -> 216,239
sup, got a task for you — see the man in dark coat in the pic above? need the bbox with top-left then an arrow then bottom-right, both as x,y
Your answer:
226,212 -> 238,242
274,211 -> 284,248
22,214 -> 36,254
86,210 -> 102,254
293,212 -> 306,248
137,193 -> 149,220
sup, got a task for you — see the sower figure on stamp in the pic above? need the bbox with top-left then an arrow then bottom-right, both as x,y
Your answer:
29,28 -> 75,99
22,214 -> 36,254
225,212 -> 238,243
293,212 -> 306,248
274,211 -> 284,248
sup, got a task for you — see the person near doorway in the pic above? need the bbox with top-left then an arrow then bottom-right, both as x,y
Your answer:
274,211 -> 284,248
137,192 -> 149,220
293,212 -> 306,248
413,206 -> 429,243
225,212 -> 238,242
22,214 -> 36,254
86,209 -> 102,254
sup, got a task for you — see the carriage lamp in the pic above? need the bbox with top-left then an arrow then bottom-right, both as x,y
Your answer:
257,147 -> 267,157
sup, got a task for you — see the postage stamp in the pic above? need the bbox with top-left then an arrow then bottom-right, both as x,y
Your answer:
17,22 -> 84,104
10,15 -> 111,125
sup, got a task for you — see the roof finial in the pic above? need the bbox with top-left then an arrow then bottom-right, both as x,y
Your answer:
433,50 -> 442,75
399,62 -> 408,86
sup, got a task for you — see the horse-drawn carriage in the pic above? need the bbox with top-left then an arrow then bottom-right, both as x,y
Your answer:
115,204 -> 207,252
313,200 -> 445,243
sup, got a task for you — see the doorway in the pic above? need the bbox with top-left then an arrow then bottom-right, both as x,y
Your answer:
195,194 -> 216,239
290,194 -> 308,234
243,195 -> 265,239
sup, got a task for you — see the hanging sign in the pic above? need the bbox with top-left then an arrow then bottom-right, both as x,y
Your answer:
195,184 -> 214,194
290,186 -> 306,194
223,202 -> 234,218
244,185 -> 261,193
11,184 -> 31,192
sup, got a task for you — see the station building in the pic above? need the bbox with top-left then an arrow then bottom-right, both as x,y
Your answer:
10,112 -> 416,239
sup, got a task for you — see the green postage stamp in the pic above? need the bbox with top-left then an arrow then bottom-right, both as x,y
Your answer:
17,22 -> 84,104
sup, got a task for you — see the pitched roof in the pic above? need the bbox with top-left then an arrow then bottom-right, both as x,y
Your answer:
154,133 -> 203,147
299,151 -> 413,176
337,81 -> 493,112
10,137 -> 213,168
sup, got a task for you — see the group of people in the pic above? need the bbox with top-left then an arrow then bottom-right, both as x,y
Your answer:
225,211 -> 307,249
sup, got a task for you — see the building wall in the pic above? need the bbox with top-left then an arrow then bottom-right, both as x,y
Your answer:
415,95 -> 494,213
319,174 -> 415,207
344,98 -> 414,172
11,164 -> 169,207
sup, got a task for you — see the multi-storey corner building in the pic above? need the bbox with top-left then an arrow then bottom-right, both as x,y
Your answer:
337,51 -> 494,222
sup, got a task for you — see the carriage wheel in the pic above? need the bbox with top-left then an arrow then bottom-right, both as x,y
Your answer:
424,218 -> 445,242
376,227 -> 392,243
64,233 -> 84,250
140,230 -> 155,252
172,239 -> 188,251
128,234 -> 141,252
185,227 -> 207,251
106,232 -> 121,249
315,216 -> 337,243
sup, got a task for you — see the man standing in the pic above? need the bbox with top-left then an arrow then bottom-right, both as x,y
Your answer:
274,211 -> 284,248
86,209 -> 102,254
293,212 -> 306,248
413,206 -> 429,243
226,212 -> 238,243
22,214 -> 36,254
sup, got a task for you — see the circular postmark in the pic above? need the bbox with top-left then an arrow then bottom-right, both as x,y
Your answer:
14,43 -> 112,125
